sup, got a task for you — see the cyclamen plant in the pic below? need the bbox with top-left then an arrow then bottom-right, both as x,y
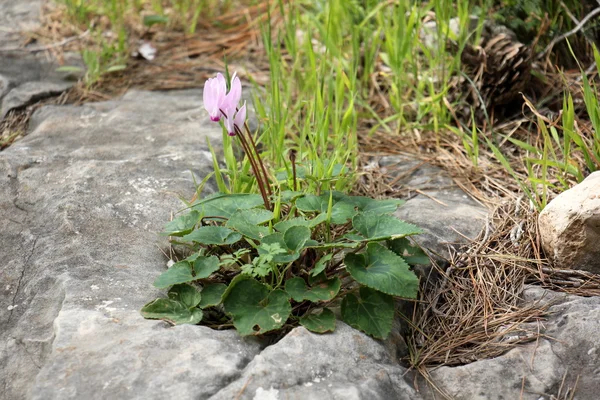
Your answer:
140,72 -> 428,339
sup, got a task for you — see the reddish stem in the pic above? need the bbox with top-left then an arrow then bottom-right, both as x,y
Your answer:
234,125 -> 271,210
244,120 -> 272,197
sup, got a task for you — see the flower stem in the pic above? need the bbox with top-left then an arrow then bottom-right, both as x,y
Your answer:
244,121 -> 272,197
234,125 -> 271,210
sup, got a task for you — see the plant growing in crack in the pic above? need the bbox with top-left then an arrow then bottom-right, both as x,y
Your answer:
140,72 -> 429,339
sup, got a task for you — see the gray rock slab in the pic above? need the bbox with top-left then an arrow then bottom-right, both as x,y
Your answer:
0,89 -> 265,400
29,311 -> 262,400
422,286 -> 600,399
0,0 -> 41,44
379,155 -> 487,260
0,0 -> 80,118
1,81 -> 73,118
211,322 -> 422,400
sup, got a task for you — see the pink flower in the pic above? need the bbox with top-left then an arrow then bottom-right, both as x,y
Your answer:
223,102 -> 247,136
223,72 -> 242,112
203,72 -> 243,122
203,73 -> 227,122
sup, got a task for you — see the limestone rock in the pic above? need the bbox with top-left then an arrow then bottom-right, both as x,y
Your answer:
1,81 -> 73,118
0,0 -> 80,119
211,322 -> 421,400
538,171 -> 600,273
421,286 -> 600,399
0,0 -> 41,44
0,90 -> 249,400
29,313 -> 263,400
379,155 -> 487,260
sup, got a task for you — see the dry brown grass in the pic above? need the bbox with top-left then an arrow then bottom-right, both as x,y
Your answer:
29,1 -> 278,103
407,196 -> 547,368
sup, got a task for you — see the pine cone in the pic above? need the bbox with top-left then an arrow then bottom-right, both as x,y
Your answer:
448,22 -> 532,120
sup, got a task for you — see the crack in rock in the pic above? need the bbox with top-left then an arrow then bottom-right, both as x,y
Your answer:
6,235 -> 37,324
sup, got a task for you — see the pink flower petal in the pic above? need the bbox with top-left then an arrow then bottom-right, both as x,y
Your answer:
234,102 -> 247,128
203,73 -> 227,121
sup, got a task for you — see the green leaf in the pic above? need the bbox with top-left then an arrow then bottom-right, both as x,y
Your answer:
141,298 -> 203,325
199,283 -> 227,308
352,212 -> 422,241
283,225 -> 312,252
162,210 -> 201,236
274,214 -> 327,233
223,278 -> 291,335
296,194 -> 328,213
259,233 -> 300,263
285,277 -> 340,302
168,284 -> 202,308
330,201 -> 358,224
274,217 -> 310,232
193,193 -> 264,219
362,198 -> 405,214
193,255 -> 220,279
343,233 -> 365,242
296,192 -> 347,213
222,273 -> 253,299
143,14 -> 169,27
153,262 -> 195,289
311,254 -> 333,277
56,66 -> 84,73
300,308 -> 336,333
278,190 -> 303,202
326,195 -> 404,215
182,226 -> 242,245
226,209 -> 273,240
345,243 -> 419,298
106,65 -> 127,73
304,241 -> 359,250
387,238 -> 430,265
341,287 -> 394,339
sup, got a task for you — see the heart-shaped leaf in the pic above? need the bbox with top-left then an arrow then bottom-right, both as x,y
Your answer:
182,226 -> 242,245
199,283 -> 227,308
274,214 -> 327,233
162,210 -> 201,236
259,233 -> 300,263
295,194 -> 328,213
330,201 -> 358,224
153,262 -> 195,289
223,278 -> 291,335
226,209 -> 273,240
192,193 -> 264,219
278,190 -> 303,202
343,196 -> 405,215
283,225 -> 312,252
352,212 -> 422,241
387,237 -> 430,265
344,242 -> 419,298
300,308 -> 336,333
285,277 -> 340,302
362,198 -> 405,214
141,298 -> 203,325
168,284 -> 201,308
341,287 -> 394,339
295,192 -> 348,213
192,255 -> 220,279
274,217 -> 310,232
